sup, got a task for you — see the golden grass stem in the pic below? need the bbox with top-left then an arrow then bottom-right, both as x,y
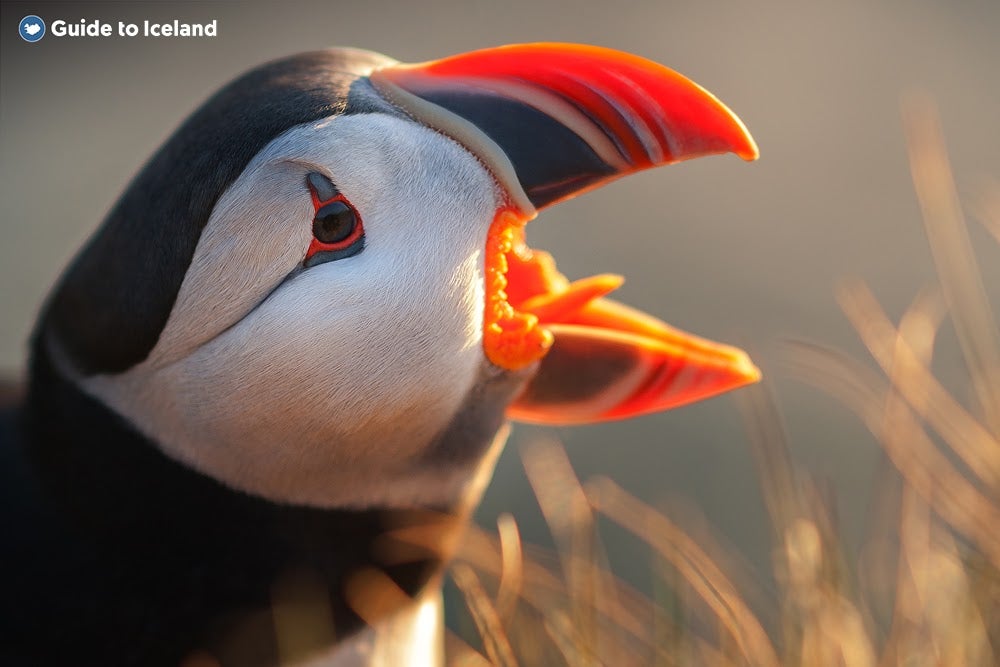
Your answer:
879,289 -> 938,666
970,178 -> 1000,246
451,563 -> 519,667
521,439 -> 603,664
837,282 -> 1000,490
784,343 -> 1000,569
735,380 -> 803,545
495,513 -> 524,624
902,95 -> 1000,437
444,633 -> 494,667
585,477 -> 781,667
458,523 -> 660,651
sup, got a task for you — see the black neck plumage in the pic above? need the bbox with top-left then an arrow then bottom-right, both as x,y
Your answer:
9,348 -> 452,666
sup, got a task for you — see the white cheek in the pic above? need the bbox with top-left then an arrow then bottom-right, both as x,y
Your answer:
81,112 -> 505,509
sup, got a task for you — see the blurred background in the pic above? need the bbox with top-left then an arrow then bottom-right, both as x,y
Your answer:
2,0 -> 998,633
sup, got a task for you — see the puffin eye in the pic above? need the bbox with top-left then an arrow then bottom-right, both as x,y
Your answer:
304,172 -> 365,267
313,201 -> 357,244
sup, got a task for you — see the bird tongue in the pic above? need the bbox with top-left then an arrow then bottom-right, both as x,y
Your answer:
483,211 -> 759,425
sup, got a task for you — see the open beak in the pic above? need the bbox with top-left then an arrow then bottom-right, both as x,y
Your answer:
371,43 -> 760,424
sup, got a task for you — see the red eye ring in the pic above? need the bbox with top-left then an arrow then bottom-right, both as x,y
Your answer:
305,180 -> 364,263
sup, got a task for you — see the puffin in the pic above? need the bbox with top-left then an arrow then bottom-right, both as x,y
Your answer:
0,44 -> 759,666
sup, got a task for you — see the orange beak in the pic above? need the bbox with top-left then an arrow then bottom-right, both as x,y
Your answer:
372,43 -> 760,424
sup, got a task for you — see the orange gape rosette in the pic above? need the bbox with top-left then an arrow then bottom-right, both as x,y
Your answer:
483,207 -> 625,371
482,209 -> 553,370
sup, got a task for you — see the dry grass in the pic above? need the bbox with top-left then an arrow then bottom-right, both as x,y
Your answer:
443,99 -> 1000,666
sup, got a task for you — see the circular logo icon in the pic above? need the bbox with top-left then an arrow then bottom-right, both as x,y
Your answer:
19,15 -> 46,43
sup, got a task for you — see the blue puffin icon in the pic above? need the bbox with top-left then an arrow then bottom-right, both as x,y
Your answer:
19,15 -> 46,43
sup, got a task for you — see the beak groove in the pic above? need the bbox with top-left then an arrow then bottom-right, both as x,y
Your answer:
371,42 -> 758,212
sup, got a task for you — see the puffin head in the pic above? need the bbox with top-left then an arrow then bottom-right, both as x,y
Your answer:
37,44 -> 759,509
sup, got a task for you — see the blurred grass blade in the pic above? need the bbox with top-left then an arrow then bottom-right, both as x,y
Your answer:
542,611 -> 588,666
735,379 -> 816,666
784,342 -> 1000,568
343,567 -> 448,666
445,633 -> 494,667
371,511 -> 466,567
738,374 -> 877,666
903,95 -> 1000,437
837,282 -> 1000,490
457,523 -> 657,649
735,379 -> 804,544
343,566 -> 412,628
884,485 -> 932,665
890,297 -> 993,665
521,439 -> 601,664
586,477 -> 780,667
880,288 -> 938,664
495,513 -> 524,624
970,177 -> 1000,245
451,563 -> 519,667
893,486 -> 995,666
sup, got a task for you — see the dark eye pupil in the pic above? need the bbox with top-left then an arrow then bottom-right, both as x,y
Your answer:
313,201 -> 356,244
